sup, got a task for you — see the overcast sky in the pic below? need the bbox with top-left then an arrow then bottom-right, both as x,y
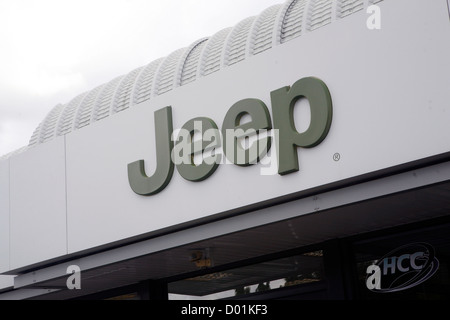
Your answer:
0,0 -> 283,157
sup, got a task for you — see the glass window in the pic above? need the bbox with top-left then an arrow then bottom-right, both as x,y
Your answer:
168,250 -> 324,300
353,223 -> 450,300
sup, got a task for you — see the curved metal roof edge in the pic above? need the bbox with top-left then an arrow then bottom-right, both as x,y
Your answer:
1,0 -> 380,159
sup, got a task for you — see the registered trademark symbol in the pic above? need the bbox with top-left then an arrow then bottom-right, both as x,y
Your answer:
333,153 -> 340,161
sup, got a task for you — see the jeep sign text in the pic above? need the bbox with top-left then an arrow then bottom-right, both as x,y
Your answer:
128,77 -> 333,195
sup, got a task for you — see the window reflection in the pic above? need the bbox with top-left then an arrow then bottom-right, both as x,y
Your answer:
169,250 -> 324,300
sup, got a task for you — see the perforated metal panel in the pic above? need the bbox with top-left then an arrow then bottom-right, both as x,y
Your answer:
56,93 -> 87,137
74,85 -> 103,130
337,0 -> 364,18
28,123 -> 41,147
307,0 -> 333,31
132,58 -> 164,105
39,104 -> 64,144
22,0 -> 384,151
154,48 -> 186,96
250,5 -> 282,55
180,39 -> 208,86
199,28 -> 232,76
280,0 -> 307,43
92,76 -> 123,122
112,67 -> 144,114
224,17 -> 255,66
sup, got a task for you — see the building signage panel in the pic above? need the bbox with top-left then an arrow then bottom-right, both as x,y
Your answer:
59,0 -> 450,253
127,77 -> 333,196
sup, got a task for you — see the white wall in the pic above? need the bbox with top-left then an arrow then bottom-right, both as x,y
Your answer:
9,137 -> 67,270
0,160 -> 9,273
65,0 -> 450,253
1,0 -> 450,272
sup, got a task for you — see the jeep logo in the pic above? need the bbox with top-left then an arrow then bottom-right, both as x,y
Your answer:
127,77 -> 333,196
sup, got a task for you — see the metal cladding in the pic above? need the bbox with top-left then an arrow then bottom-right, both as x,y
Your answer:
18,0 -> 379,154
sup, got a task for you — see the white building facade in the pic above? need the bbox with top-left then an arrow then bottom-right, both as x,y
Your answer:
1,0 -> 450,300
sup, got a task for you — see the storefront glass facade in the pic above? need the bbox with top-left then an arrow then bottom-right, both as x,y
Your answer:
155,217 -> 450,301
168,250 -> 324,300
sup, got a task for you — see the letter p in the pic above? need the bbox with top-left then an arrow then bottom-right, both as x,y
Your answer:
270,77 -> 332,175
